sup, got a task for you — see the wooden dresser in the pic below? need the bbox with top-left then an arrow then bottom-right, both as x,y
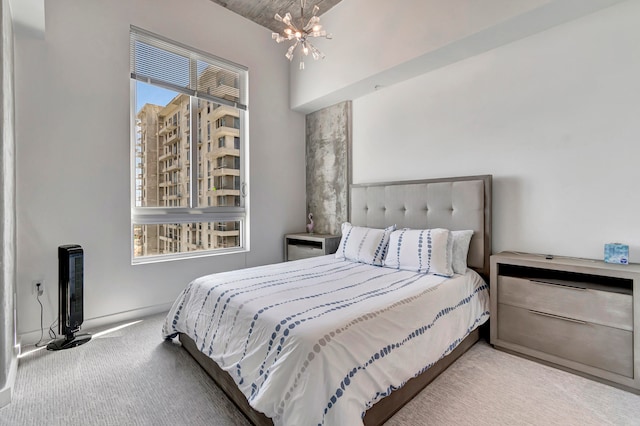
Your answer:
490,252 -> 640,393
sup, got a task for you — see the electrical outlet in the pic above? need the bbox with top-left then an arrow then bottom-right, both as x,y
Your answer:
33,280 -> 44,296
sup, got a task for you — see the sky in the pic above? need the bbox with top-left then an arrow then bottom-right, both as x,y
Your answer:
136,81 -> 177,113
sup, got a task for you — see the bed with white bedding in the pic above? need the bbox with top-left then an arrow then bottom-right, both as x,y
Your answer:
163,255 -> 489,425
163,175 -> 492,426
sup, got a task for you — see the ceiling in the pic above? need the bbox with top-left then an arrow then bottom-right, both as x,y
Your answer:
9,0 -> 342,38
208,0 -> 343,33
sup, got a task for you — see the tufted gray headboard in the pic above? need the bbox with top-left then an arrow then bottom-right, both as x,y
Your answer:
350,175 -> 492,279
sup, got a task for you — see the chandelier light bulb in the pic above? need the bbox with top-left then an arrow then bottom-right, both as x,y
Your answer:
272,1 -> 332,70
272,33 -> 286,43
285,43 -> 296,61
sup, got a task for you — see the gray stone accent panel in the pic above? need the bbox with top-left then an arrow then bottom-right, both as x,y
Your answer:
305,101 -> 351,236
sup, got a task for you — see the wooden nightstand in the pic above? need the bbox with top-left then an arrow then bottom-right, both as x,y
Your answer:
284,233 -> 341,261
490,251 -> 640,394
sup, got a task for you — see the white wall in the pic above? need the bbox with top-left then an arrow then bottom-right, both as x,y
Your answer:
1,0 -> 17,407
349,1 -> 640,261
290,0 -> 639,262
14,0 -> 306,341
289,0 -> 626,113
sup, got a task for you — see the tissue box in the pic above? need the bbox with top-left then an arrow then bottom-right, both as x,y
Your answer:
604,243 -> 629,264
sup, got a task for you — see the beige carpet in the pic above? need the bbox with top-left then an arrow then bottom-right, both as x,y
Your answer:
1,313 -> 639,425
386,340 -> 640,426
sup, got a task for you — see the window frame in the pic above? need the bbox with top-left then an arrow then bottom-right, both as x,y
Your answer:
130,26 -> 250,264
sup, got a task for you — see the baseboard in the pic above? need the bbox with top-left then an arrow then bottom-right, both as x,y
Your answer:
0,350 -> 19,408
19,302 -> 173,346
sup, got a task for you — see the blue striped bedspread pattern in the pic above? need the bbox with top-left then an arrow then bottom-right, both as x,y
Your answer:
162,255 -> 489,426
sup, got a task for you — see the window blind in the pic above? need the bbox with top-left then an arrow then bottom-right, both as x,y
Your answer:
130,26 -> 247,111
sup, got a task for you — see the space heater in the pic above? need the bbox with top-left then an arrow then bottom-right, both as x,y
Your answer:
47,244 -> 92,351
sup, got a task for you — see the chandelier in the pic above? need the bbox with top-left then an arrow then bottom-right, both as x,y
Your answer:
271,0 -> 333,70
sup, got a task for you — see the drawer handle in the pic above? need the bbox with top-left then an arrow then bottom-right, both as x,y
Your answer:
528,309 -> 588,325
530,279 -> 587,291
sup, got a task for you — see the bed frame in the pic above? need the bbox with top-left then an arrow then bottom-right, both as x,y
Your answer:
179,174 -> 492,426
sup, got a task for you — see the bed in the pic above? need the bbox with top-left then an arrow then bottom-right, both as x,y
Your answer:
163,174 -> 492,426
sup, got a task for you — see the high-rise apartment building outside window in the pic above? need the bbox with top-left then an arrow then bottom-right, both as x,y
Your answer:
130,26 -> 248,263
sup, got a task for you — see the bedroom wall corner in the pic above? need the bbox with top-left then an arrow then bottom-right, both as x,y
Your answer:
350,1 -> 640,262
305,100 -> 351,235
0,0 -> 17,408
13,0 -> 306,343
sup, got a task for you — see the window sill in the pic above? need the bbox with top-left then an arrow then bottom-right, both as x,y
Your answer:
132,247 -> 248,265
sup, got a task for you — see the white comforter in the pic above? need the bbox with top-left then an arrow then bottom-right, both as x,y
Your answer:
162,255 -> 489,426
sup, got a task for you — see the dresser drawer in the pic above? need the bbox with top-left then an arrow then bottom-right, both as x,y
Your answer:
497,276 -> 632,330
287,244 -> 324,261
498,303 -> 633,377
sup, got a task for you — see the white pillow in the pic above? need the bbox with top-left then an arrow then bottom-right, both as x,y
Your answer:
451,230 -> 474,274
335,222 -> 395,266
384,228 -> 453,277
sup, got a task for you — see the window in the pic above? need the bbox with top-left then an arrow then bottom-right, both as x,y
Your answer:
130,26 -> 248,263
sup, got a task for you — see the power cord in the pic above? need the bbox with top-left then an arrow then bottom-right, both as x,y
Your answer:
34,290 -> 46,347
49,318 -> 58,340
34,283 -> 58,348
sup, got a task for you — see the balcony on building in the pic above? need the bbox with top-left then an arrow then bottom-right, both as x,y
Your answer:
163,161 -> 181,172
211,167 -> 240,177
165,131 -> 181,143
211,230 -> 240,238
159,151 -> 177,161
158,122 -> 177,136
212,125 -> 240,140
210,146 -> 240,160
208,188 -> 240,197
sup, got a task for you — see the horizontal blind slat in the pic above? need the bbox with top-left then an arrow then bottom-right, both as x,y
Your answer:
130,73 -> 246,110
130,26 -> 248,108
